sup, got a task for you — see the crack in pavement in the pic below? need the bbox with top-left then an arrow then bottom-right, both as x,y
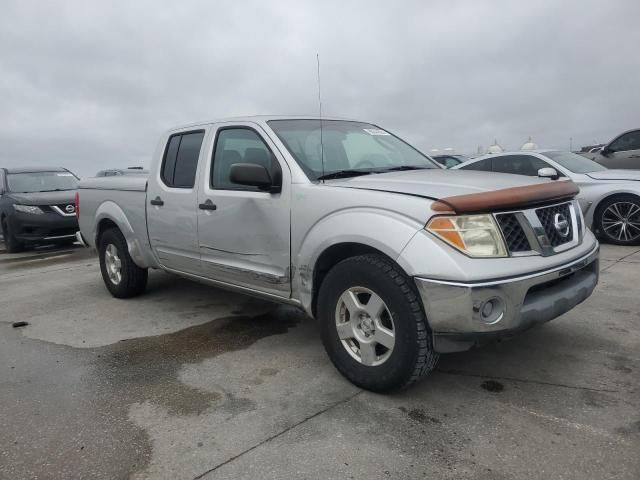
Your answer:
192,390 -> 363,480
600,247 -> 640,272
436,369 -> 619,394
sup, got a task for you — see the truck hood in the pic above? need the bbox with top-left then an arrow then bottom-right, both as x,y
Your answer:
327,169 -> 551,199
8,190 -> 76,205
586,170 -> 640,182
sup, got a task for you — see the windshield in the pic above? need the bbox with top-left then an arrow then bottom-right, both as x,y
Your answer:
267,120 -> 438,180
7,171 -> 78,193
545,151 -> 607,174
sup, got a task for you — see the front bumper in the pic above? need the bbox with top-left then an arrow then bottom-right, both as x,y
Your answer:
415,244 -> 599,353
9,211 -> 78,243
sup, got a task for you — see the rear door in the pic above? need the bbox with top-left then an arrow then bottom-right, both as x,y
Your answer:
196,122 -> 291,298
147,129 -> 207,274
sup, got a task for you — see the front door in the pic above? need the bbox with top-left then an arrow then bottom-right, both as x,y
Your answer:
600,130 -> 640,169
196,123 -> 291,298
147,129 -> 207,274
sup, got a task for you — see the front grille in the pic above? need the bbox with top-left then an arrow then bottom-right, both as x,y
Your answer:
536,203 -> 573,247
496,213 -> 531,253
50,204 -> 76,216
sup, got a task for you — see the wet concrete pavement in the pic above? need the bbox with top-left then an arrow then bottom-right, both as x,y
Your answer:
0,243 -> 639,479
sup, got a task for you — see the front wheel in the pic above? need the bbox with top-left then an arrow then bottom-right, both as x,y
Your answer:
317,254 -> 439,392
596,195 -> 640,246
99,228 -> 148,298
1,217 -> 25,253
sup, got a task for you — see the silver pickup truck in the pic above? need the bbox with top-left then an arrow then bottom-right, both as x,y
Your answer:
77,116 -> 599,392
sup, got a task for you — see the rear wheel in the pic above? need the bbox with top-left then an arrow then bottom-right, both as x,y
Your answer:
318,254 -> 439,392
99,228 -> 148,298
1,217 -> 25,253
596,195 -> 640,246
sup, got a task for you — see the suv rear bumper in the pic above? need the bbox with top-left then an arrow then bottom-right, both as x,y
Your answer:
415,244 -> 599,353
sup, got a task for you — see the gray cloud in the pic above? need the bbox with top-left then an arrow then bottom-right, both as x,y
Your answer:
1,0 -> 638,176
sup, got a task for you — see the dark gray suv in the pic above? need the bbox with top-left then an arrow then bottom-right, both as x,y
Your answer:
0,167 -> 79,253
583,128 -> 640,169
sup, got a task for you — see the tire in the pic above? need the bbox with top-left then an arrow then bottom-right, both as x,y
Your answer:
317,254 -> 439,392
595,194 -> 640,246
98,228 -> 148,298
1,217 -> 25,253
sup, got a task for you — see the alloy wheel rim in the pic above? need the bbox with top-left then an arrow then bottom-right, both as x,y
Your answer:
335,286 -> 395,367
104,244 -> 123,285
602,202 -> 640,243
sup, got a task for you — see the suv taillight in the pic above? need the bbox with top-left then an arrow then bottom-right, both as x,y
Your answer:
74,191 -> 79,219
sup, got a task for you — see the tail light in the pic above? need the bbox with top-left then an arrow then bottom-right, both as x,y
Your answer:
74,191 -> 80,219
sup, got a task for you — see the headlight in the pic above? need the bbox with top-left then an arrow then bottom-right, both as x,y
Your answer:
575,201 -> 585,235
426,214 -> 507,257
14,204 -> 44,215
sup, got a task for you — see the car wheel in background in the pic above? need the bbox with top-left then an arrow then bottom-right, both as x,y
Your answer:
1,217 -> 25,253
317,254 -> 439,392
596,195 -> 640,246
98,228 -> 148,298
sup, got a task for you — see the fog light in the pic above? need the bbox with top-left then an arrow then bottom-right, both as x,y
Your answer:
482,301 -> 494,318
477,297 -> 504,324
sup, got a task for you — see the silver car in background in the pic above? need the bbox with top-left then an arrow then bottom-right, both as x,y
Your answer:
453,150 -> 640,245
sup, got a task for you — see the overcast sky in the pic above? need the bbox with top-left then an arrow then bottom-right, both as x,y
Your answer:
1,0 -> 638,177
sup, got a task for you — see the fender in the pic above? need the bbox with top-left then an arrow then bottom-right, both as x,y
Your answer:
94,201 -> 158,269
294,207 -> 423,314
582,187 -> 640,228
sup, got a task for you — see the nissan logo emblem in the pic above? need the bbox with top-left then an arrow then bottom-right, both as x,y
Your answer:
553,213 -> 570,237
65,204 -> 75,214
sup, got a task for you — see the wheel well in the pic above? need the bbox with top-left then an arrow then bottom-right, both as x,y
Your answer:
311,242 -> 388,317
593,193 -> 640,232
96,218 -> 119,246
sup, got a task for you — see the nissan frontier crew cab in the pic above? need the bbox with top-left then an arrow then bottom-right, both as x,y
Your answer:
77,116 -> 599,392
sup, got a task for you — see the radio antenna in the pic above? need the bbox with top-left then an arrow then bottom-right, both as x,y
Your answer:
316,53 -> 325,182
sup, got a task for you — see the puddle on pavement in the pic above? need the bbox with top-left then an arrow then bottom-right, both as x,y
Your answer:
1,305 -> 303,480
93,305 -> 303,416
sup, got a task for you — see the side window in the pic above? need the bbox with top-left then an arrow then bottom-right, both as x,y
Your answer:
610,131 -> 640,152
492,155 -> 548,176
212,128 -> 279,190
460,158 -> 492,171
160,131 -> 205,188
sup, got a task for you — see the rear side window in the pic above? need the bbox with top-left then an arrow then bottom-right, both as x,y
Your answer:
211,128 -> 280,190
460,158 -> 492,171
161,131 -> 205,188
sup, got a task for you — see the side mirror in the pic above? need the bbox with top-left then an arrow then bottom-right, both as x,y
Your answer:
601,145 -> 612,157
229,163 -> 281,192
538,167 -> 559,180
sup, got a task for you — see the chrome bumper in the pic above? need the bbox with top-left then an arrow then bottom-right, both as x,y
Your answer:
415,245 -> 599,353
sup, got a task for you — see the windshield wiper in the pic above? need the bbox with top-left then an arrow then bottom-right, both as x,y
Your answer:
317,170 -> 374,181
375,165 -> 432,173
37,189 -> 71,192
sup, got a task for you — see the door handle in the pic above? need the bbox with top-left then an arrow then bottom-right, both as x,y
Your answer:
198,200 -> 217,211
150,197 -> 164,206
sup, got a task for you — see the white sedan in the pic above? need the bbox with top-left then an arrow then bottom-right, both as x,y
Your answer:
453,150 -> 640,246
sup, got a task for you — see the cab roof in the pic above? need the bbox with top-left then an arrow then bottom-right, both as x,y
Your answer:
170,115 -> 366,131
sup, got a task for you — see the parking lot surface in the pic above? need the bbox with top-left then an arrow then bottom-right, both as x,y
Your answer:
1,241 -> 638,480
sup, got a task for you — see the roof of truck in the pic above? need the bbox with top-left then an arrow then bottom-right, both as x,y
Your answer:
170,115 -> 366,131
3,166 -> 69,174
